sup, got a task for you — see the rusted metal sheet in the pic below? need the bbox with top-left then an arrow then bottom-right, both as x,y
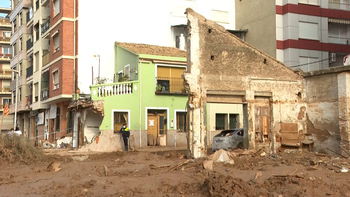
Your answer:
281,123 -> 299,146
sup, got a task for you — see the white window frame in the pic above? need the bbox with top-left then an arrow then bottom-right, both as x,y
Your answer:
299,0 -> 319,5
53,0 -> 60,16
174,109 -> 187,131
52,69 -> 59,90
52,31 -> 60,52
124,64 -> 130,78
111,110 -> 130,132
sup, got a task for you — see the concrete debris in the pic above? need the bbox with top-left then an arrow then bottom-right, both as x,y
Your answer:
47,161 -> 62,172
203,160 -> 213,171
72,155 -> 89,161
340,166 -> 349,173
260,152 -> 267,157
42,141 -> 53,149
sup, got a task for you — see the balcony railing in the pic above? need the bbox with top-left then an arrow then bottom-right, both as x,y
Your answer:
92,81 -> 135,98
0,70 -> 12,79
27,38 -> 33,50
0,87 -> 10,92
328,36 -> 350,45
156,77 -> 187,94
0,37 -> 10,42
26,65 -> 33,78
41,88 -> 49,101
41,19 -> 50,35
42,51 -> 50,66
0,53 -> 12,59
328,2 -> 350,11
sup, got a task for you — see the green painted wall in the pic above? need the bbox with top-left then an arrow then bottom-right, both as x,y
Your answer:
115,46 -> 139,81
91,46 -> 188,132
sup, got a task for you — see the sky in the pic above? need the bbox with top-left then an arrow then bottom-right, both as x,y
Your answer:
0,0 -> 11,18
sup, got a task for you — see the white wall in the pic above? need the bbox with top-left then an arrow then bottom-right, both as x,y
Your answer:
77,0 -> 235,94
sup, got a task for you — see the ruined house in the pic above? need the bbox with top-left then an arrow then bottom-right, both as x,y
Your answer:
184,9 -> 307,158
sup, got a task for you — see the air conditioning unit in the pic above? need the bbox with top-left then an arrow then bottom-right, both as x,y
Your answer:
331,53 -> 336,63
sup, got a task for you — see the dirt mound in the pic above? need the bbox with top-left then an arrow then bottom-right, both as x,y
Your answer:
0,134 -> 44,164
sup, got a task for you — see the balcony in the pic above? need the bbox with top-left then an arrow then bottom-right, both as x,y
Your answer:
91,81 -> 137,99
328,1 -> 350,11
42,51 -> 50,66
27,38 -> 33,50
41,19 -> 50,35
41,88 -> 49,101
0,53 -> 12,60
0,86 -> 11,92
156,77 -> 187,94
328,36 -> 350,45
26,65 -> 33,78
0,36 -> 10,44
0,70 -> 12,79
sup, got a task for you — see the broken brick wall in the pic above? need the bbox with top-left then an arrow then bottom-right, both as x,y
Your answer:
305,72 -> 340,154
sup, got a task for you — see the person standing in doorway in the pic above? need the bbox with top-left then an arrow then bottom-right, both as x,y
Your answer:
120,123 -> 130,151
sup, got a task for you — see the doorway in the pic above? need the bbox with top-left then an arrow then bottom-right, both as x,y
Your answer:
147,110 -> 166,145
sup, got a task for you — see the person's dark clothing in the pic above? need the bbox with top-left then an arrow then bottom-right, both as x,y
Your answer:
120,126 -> 130,151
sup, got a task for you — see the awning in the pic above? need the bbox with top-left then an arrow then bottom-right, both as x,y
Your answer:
328,18 -> 350,24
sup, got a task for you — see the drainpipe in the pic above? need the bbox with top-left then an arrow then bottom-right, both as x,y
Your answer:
73,0 -> 76,100
139,61 -> 142,147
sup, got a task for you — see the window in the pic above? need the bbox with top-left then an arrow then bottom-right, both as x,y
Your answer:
157,66 -> 186,93
35,52 -> 39,71
53,69 -> 59,89
2,31 -> 11,38
299,0 -> 319,5
13,42 -> 17,56
53,0 -> 60,16
229,114 -> 239,129
53,31 -> 60,52
56,107 -> 60,131
3,46 -> 12,54
113,112 -> 128,133
34,83 -> 39,102
2,81 -> 10,92
124,64 -> 130,78
12,91 -> 16,104
176,112 -> 187,131
299,56 -> 319,72
13,19 -> 16,32
19,62 -> 22,76
19,87 -> 22,101
299,22 -> 318,40
19,37 -> 22,51
2,98 -> 11,108
216,114 -> 227,130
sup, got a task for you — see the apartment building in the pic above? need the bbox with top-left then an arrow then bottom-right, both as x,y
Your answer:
236,0 -> 350,72
0,7 -> 13,132
9,0 -> 77,141
9,0 -> 236,146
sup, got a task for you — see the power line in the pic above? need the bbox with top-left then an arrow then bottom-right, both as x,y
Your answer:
290,58 -> 330,68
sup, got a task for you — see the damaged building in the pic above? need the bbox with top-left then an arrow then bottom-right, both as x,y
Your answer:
184,9 -> 307,158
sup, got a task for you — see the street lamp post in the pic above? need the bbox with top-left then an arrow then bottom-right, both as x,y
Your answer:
93,54 -> 100,79
12,70 -> 18,130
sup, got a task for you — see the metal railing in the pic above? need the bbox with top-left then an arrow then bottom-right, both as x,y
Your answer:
0,37 -> 10,42
328,36 -> 350,45
0,87 -> 10,92
26,65 -> 33,78
41,88 -> 49,101
328,2 -> 350,11
156,77 -> 187,94
27,38 -> 33,50
41,19 -> 50,35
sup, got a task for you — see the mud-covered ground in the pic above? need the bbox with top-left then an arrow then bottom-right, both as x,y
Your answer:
0,147 -> 350,197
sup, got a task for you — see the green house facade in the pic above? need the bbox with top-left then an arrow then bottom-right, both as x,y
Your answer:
90,42 -> 188,148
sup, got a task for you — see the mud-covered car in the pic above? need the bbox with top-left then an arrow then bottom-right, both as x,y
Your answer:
212,128 -> 244,152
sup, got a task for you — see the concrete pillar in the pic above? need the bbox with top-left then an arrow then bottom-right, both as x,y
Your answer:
338,73 -> 350,155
